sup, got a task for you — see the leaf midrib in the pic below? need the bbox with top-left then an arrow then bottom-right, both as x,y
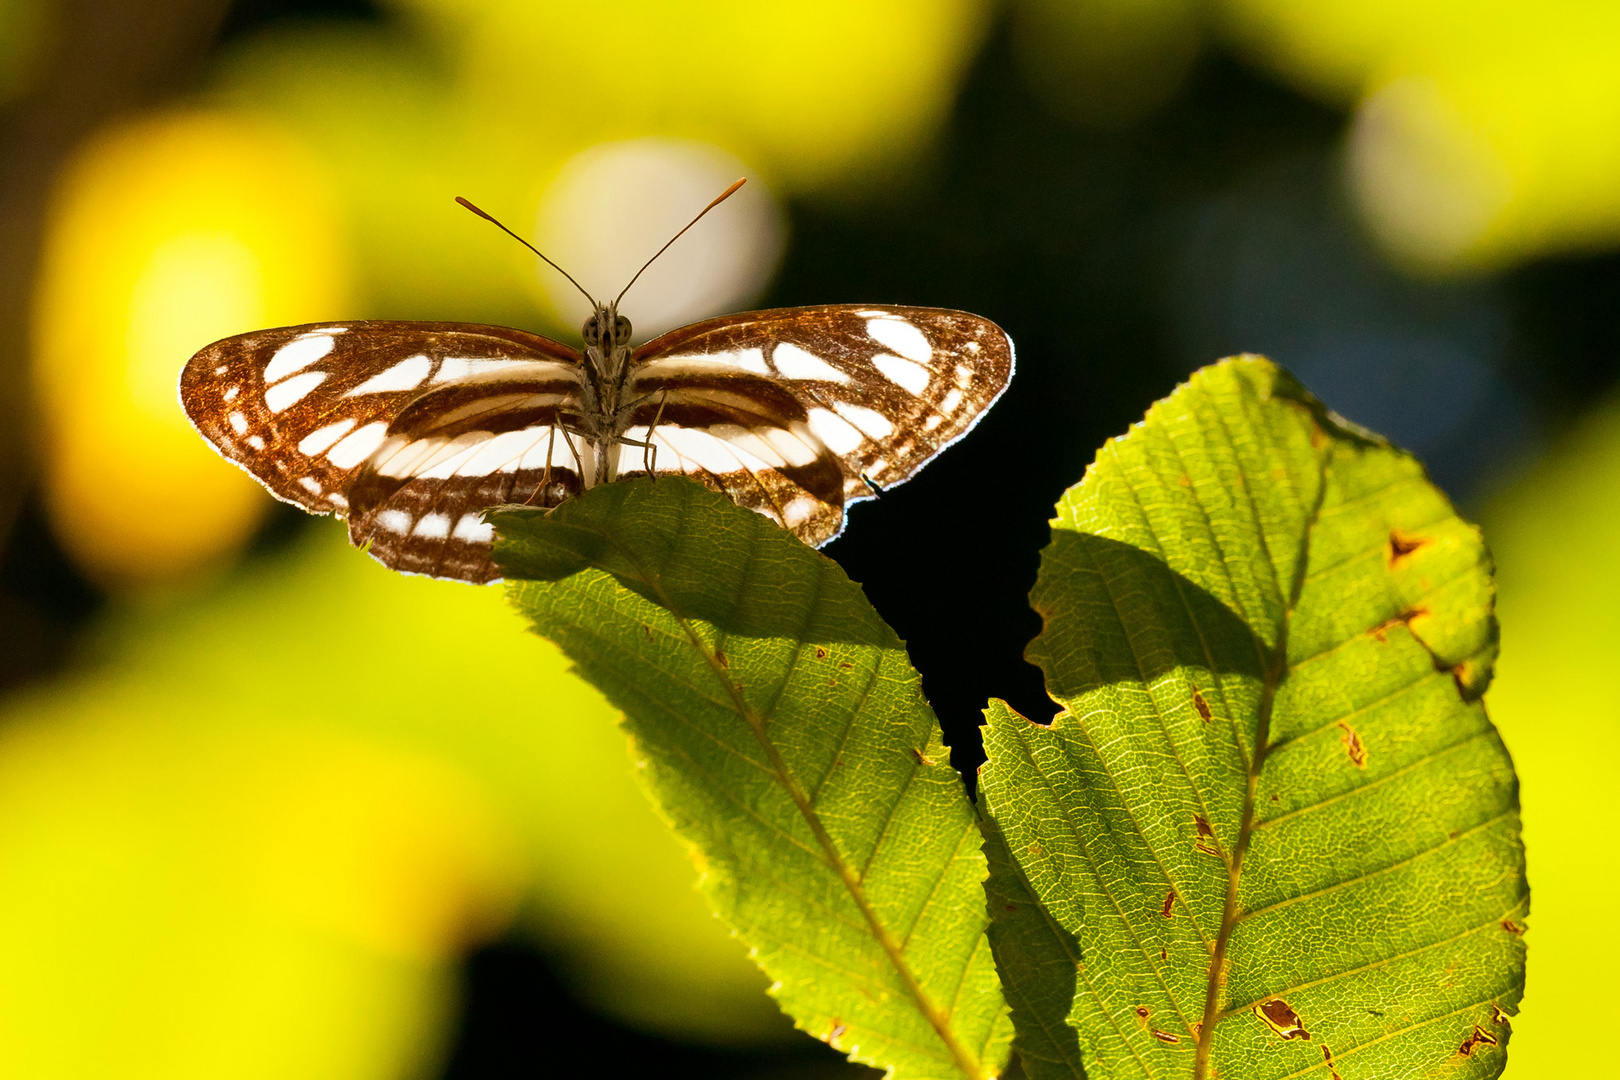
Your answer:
583,527 -> 992,1080
1191,407 -> 1330,1080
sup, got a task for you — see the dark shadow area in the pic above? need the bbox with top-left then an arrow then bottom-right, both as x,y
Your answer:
496,478 -> 901,650
978,816 -> 1083,1080
442,939 -> 877,1080
0,492 -> 104,693
784,36 -> 1345,766
1027,531 -> 1264,703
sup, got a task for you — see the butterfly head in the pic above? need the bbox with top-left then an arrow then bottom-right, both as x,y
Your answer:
581,305 -> 632,353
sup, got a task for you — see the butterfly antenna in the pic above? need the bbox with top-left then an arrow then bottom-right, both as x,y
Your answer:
614,177 -> 747,306
455,196 -> 597,307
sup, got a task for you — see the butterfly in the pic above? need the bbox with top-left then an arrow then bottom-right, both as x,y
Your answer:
179,182 -> 1014,584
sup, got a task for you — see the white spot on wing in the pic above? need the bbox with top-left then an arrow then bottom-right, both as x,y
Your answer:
807,408 -> 865,455
413,513 -> 451,538
782,496 -> 821,527
265,370 -> 327,412
222,386 -> 239,402
325,421 -> 389,468
923,414 -> 944,431
954,363 -> 974,387
298,477 -> 323,495
653,427 -> 749,474
772,342 -> 850,383
866,318 -> 932,364
246,435 -> 265,450
658,349 -> 768,375
264,333 -> 335,383
378,436 -> 453,479
453,514 -> 494,543
830,401 -> 894,439
939,389 -> 964,415
854,309 -> 889,318
456,429 -> 540,476
433,356 -> 517,383
345,354 -> 431,396
228,412 -> 248,435
328,493 -> 348,510
298,418 -> 357,456
871,353 -> 930,395
712,425 -> 819,468
376,509 -> 412,534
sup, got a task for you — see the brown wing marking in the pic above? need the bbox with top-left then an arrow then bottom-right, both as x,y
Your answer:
179,320 -> 582,516
629,304 -> 1013,530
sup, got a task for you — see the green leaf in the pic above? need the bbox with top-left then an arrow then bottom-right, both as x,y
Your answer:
493,477 -> 1012,1080
979,357 -> 1526,1079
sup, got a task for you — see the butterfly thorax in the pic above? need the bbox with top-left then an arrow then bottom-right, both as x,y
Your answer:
578,302 -> 637,485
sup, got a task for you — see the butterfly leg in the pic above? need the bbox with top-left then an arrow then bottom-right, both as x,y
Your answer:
557,422 -> 587,485
523,422 -> 562,507
643,390 -> 669,477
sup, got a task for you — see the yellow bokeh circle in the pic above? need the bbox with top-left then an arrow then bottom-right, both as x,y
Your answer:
32,109 -> 355,585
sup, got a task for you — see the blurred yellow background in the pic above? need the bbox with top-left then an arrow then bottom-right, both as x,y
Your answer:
2,0 -> 1618,1076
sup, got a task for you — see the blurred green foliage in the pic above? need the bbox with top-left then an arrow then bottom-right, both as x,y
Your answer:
1482,395 -> 1620,1079
0,521 -> 787,1078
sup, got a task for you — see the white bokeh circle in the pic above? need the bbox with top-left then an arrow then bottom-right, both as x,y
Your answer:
534,139 -> 785,341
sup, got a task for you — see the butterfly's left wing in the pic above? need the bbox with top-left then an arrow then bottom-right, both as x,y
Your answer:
180,320 -> 586,583
622,305 -> 1013,544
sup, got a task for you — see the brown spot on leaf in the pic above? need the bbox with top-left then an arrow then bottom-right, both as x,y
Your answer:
1179,474 -> 1192,487
1192,687 -> 1213,723
1389,530 -> 1428,564
1151,1030 -> 1180,1044
1161,890 -> 1175,918
815,647 -> 827,659
1005,903 -> 1017,912
1321,1044 -> 1343,1080
1491,1004 -> 1510,1027
714,647 -> 728,668
1501,919 -> 1524,935
910,747 -> 936,766
829,1019 -> 847,1042
1133,1006 -> 1151,1028
1269,793 -> 1280,802
1027,841 -> 1046,857
1451,659 -> 1487,700
641,624 -> 654,642
1188,1021 -> 1200,1040
839,661 -> 853,672
1194,816 -> 1221,857
1160,947 -> 1168,962
1370,607 -> 1427,643
1457,1025 -> 1499,1057
1336,721 -> 1368,768
1254,998 -> 1310,1040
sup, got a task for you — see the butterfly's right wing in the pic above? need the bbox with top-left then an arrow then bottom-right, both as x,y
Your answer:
181,320 -> 584,582
624,305 -> 1014,545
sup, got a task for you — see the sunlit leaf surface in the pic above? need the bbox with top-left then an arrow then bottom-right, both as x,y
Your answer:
496,478 -> 1012,1080
980,357 -> 1525,1079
